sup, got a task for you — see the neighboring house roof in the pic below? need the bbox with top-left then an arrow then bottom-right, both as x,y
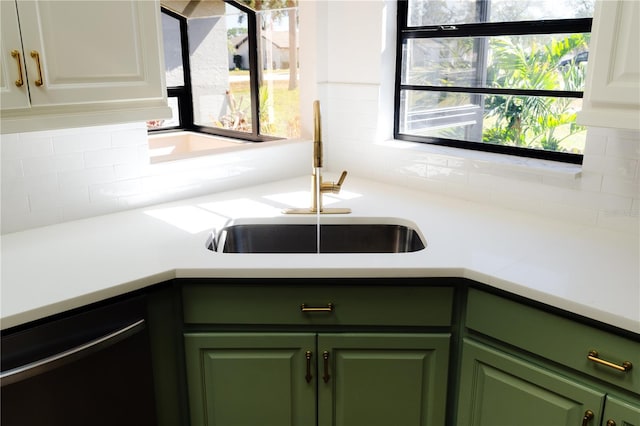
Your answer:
232,31 -> 298,49
231,34 -> 247,49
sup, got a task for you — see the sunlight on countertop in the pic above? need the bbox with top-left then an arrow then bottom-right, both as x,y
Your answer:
144,189 -> 364,234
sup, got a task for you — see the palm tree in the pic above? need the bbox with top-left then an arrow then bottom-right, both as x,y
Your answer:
483,34 -> 589,151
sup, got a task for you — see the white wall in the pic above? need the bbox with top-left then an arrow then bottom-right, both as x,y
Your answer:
315,0 -> 639,232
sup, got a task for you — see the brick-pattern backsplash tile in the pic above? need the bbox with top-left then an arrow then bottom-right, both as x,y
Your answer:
1,123 -> 308,233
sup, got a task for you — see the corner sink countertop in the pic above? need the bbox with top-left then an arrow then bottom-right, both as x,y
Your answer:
1,175 -> 638,334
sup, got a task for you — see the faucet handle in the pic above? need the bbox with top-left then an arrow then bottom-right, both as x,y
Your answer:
336,170 -> 348,188
322,170 -> 348,194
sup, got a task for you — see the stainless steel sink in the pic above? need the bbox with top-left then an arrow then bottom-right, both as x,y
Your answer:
208,218 -> 426,253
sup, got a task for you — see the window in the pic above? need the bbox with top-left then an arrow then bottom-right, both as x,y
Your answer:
395,0 -> 595,164
150,0 -> 300,142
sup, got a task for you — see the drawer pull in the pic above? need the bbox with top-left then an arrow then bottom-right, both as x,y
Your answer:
322,351 -> 331,383
587,350 -> 633,372
301,303 -> 334,313
581,410 -> 594,426
606,420 -> 616,426
305,351 -> 313,383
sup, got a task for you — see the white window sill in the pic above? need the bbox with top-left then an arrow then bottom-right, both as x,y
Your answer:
147,131 -> 304,164
377,139 -> 582,179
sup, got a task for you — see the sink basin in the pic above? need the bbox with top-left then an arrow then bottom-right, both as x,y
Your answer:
208,217 -> 426,253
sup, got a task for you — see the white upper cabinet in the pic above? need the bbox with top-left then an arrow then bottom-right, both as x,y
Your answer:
0,0 -> 171,133
578,0 -> 640,130
0,1 -> 30,110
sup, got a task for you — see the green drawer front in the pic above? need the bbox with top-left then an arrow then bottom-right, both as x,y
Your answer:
466,288 -> 640,394
183,284 -> 453,327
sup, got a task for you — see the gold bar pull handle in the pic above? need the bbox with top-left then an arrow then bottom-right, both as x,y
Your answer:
305,351 -> 313,383
301,303 -> 334,313
10,50 -> 24,87
322,351 -> 331,383
587,350 -> 633,372
581,410 -> 594,426
30,50 -> 43,86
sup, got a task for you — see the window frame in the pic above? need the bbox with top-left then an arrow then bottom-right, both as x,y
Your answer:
152,1 -> 281,143
162,7 -> 192,132
393,0 -> 593,164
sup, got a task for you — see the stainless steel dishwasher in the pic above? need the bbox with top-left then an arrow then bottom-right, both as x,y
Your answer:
1,295 -> 157,426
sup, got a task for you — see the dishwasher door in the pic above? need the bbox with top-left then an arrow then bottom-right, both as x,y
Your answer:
1,295 -> 157,426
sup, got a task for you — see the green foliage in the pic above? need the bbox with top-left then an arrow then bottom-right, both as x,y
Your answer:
483,34 -> 588,152
216,89 -> 251,132
216,77 -> 300,138
258,87 -> 276,134
228,27 -> 248,38
213,86 -> 279,133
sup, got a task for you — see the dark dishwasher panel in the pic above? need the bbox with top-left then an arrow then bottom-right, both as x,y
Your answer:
1,296 -> 157,426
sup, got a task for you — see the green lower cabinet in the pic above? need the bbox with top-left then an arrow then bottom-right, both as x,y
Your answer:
184,332 -> 450,426
184,333 -> 316,426
317,333 -> 450,426
457,339 -> 605,426
603,395 -> 640,426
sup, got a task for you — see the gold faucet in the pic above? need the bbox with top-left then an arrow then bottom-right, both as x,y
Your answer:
284,100 -> 350,214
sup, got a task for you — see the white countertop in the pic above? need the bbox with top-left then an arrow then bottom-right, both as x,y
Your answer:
1,176 -> 639,334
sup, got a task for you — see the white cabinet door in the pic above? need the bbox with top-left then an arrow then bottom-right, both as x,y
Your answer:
15,0 -> 166,107
578,0 -> 640,130
1,0 -> 170,133
0,0 -> 30,110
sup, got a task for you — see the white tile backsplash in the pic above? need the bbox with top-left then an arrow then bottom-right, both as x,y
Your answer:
53,131 -> 111,154
57,166 -> 116,188
2,111 -> 638,234
601,175 -> 640,198
3,133 -> 53,158
1,123 -> 309,234
21,156 -> 59,177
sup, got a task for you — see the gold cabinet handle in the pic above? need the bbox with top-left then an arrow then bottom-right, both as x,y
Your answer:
301,303 -> 334,313
10,49 -> 24,87
305,351 -> 313,383
606,420 -> 616,426
581,410 -> 594,426
322,351 -> 331,383
587,350 -> 633,372
30,50 -> 43,86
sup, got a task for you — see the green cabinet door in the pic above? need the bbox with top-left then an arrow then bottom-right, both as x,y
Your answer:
457,339 -> 605,426
317,333 -> 451,426
184,333 -> 316,426
602,395 -> 640,426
